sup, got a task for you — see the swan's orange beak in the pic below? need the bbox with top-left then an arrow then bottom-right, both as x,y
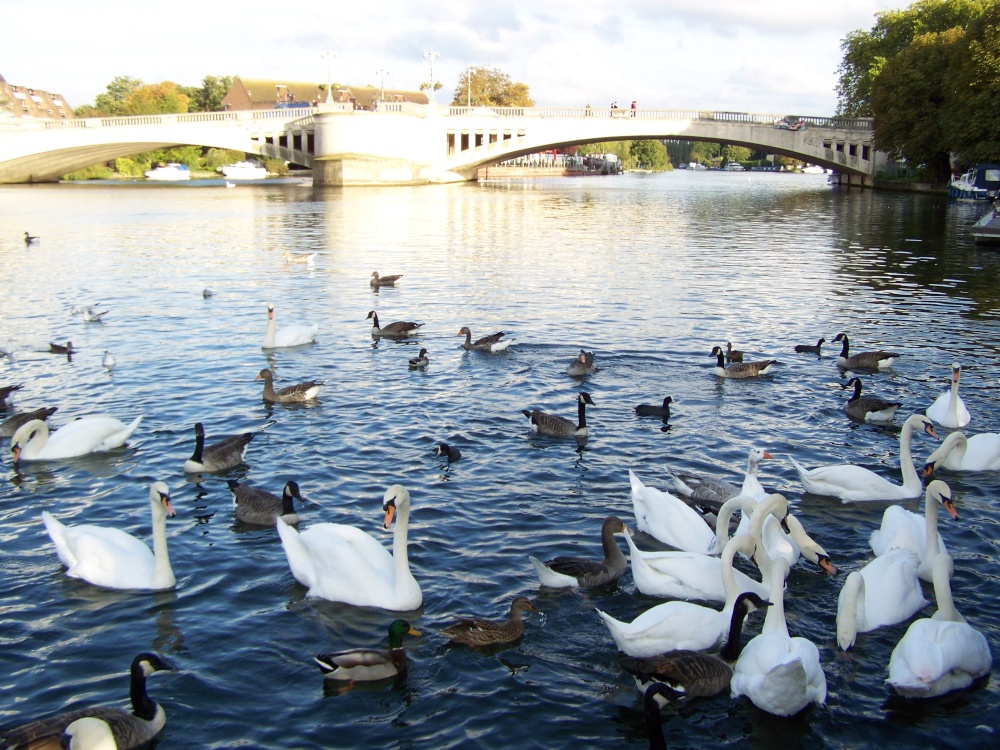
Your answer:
12,445 -> 21,463
819,555 -> 837,575
762,451 -> 774,460
924,424 -> 940,440
160,493 -> 176,518
944,499 -> 958,520
383,503 -> 396,529
921,462 -> 936,479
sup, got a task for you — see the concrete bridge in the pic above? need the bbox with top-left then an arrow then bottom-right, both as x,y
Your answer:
0,103 -> 879,186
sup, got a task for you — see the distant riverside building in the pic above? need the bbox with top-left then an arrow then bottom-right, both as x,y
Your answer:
0,73 -> 73,120
220,77 -> 428,112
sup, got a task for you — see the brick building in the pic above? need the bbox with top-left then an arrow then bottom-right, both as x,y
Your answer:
220,77 -> 428,112
0,74 -> 73,120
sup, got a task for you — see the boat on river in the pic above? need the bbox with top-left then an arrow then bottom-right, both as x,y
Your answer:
949,163 -> 1000,201
220,161 -> 268,180
971,209 -> 1000,244
144,163 -> 190,181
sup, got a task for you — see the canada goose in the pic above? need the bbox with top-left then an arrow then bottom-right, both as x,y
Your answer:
255,369 -> 323,403
832,332 -> 899,370
184,422 -> 254,473
567,350 -> 596,377
522,392 -> 595,438
725,342 -> 744,362
370,271 -> 403,287
0,653 -> 174,750
529,515 -> 629,589
643,683 -> 679,750
408,348 -> 429,368
435,443 -> 462,461
0,406 -> 58,438
263,303 -> 318,348
24,231 -> 39,245
843,377 -> 902,422
103,350 -> 116,371
710,346 -> 776,378
228,479 -> 303,525
367,310 -> 423,337
457,326 -> 513,352
49,341 -> 74,354
925,363 -> 971,428
0,383 -> 22,407
794,337 -> 826,354
442,596 -> 538,647
315,619 -> 420,681
634,396 -> 673,419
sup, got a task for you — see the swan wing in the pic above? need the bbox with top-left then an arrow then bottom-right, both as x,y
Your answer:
859,550 -> 927,630
36,417 -> 139,459
597,601 -> 725,657
952,433 -> 1000,471
274,324 -> 318,348
791,458 -> 900,501
888,619 -> 992,697
629,470 -> 716,553
44,515 -> 155,589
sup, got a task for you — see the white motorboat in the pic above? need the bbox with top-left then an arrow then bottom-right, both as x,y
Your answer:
220,161 -> 268,180
144,163 -> 190,181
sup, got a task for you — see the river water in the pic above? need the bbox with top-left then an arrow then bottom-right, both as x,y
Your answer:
0,171 -> 998,749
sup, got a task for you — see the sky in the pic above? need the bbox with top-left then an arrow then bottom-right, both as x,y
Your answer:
3,0 -> 902,116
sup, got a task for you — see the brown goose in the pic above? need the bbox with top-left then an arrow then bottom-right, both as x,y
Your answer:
370,271 -> 403,287
725,341 -> 744,362
314,619 -> 420,681
255,369 -> 323,403
367,310 -> 423,337
522,392 -> 595,438
184,422 -> 254,473
228,479 -> 303,525
442,596 -> 538,647
0,652 -> 174,750
0,406 -> 58,438
457,326 -> 513,352
843,377 -> 902,423
567,350 -> 596,377
48,341 -> 74,354
832,332 -> 900,370
710,346 -> 776,378
794,337 -> 826,354
529,515 -> 629,588
0,383 -> 22,407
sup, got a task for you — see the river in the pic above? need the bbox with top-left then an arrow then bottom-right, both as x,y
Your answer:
0,171 -> 998,749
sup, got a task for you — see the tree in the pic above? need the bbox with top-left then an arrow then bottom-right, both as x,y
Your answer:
93,75 -> 143,116
722,145 -> 752,164
192,75 -> 236,112
630,140 -> 670,170
451,66 -> 534,107
945,2 -> 1000,164
120,82 -> 190,115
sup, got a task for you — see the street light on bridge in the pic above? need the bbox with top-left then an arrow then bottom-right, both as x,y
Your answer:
423,50 -> 440,104
376,68 -> 389,102
321,50 -> 336,105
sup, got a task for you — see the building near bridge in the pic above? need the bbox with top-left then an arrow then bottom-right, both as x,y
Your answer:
221,78 -> 428,112
0,74 -> 73,120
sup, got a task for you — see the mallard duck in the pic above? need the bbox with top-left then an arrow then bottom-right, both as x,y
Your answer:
457,326 -> 513,352
368,310 -> 423,337
11,415 -> 142,462
314,619 -> 421,681
0,383 -> 22,407
0,406 -> 58,438
442,596 -> 538,647
925,363 -> 971,428
634,396 -> 672,419
710,346 -> 775,378
435,443 -> 462,461
184,422 -> 254,473
262,303 -> 318,349
24,231 -> 39,246
408,348 -> 429,368
843,376 -> 902,422
49,341 -> 74,354
255,369 -> 323,403
794,337 -> 825,354
567,350 -> 596,377
725,342 -> 744,362
522,392 -> 594,438
832,332 -> 899,370
228,479 -> 303,526
0,653 -> 174,750
370,271 -> 403,287
529,515 -> 628,588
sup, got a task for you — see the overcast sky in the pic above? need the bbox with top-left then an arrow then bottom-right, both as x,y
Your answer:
4,1 -> 900,115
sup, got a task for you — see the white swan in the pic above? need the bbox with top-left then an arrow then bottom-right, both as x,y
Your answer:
731,556 -> 827,716
869,480 -> 956,582
11,416 -> 143,462
597,533 -> 764,657
925,363 -> 971,428
887,553 -> 992,698
262,302 -> 318,349
276,485 -> 421,611
42,482 -> 176,591
624,494 -> 790,603
788,414 -> 938,502
836,548 -> 927,651
923,430 -> 1000,473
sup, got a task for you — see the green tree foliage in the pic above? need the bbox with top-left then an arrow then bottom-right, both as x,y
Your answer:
722,145 -> 752,164
204,148 -> 246,170
946,2 -> 1000,163
93,75 -> 143,116
450,66 -> 534,107
191,75 -> 236,112
121,82 -> 190,115
630,140 -> 670,170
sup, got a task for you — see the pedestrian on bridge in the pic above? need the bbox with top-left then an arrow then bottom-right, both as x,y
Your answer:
631,100 -> 637,117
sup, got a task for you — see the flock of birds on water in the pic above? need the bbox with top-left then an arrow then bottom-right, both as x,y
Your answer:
0,258 -> 997,749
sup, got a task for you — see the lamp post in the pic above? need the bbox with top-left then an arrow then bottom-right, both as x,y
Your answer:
376,68 -> 388,102
423,49 -> 440,104
321,50 -> 336,105
467,65 -> 472,108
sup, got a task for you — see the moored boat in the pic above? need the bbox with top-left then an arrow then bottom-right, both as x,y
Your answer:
949,163 -> 1000,201
144,163 -> 190,181
971,209 -> 1000,244
220,161 -> 268,179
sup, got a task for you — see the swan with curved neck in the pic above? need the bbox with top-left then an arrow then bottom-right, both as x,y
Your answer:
869,479 -> 956,582
12,416 -> 143,462
263,302 -> 318,349
42,482 -> 176,591
276,485 -> 421,610
789,413 -> 938,502
923,430 -> 1000,473
925,363 -> 971,428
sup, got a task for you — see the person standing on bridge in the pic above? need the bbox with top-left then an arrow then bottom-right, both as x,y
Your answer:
630,100 -> 637,117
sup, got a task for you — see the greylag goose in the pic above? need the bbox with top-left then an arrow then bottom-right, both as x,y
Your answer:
184,422 -> 254,473
843,377 -> 902,422
228,479 -> 303,525
0,653 -> 174,750
0,406 -> 58,438
281,251 -> 317,265
442,596 -> 538,648
49,341 -> 74,354
0,383 -> 22,407
522,391 -> 595,438
725,342 -> 744,362
408,348 -> 429,368
315,620 -> 420,681
370,271 -> 403,287
710,346 -> 776,378
457,326 -> 513,352
24,231 -> 38,246
435,442 -> 462,461
832,332 -> 899,370
567,350 -> 596,377
367,310 -> 423,337
635,396 -> 673,419
794,337 -> 826,354
529,515 -> 628,588
255,369 -> 323,403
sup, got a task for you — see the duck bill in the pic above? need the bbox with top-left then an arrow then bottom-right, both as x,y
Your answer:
407,626 -> 421,636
